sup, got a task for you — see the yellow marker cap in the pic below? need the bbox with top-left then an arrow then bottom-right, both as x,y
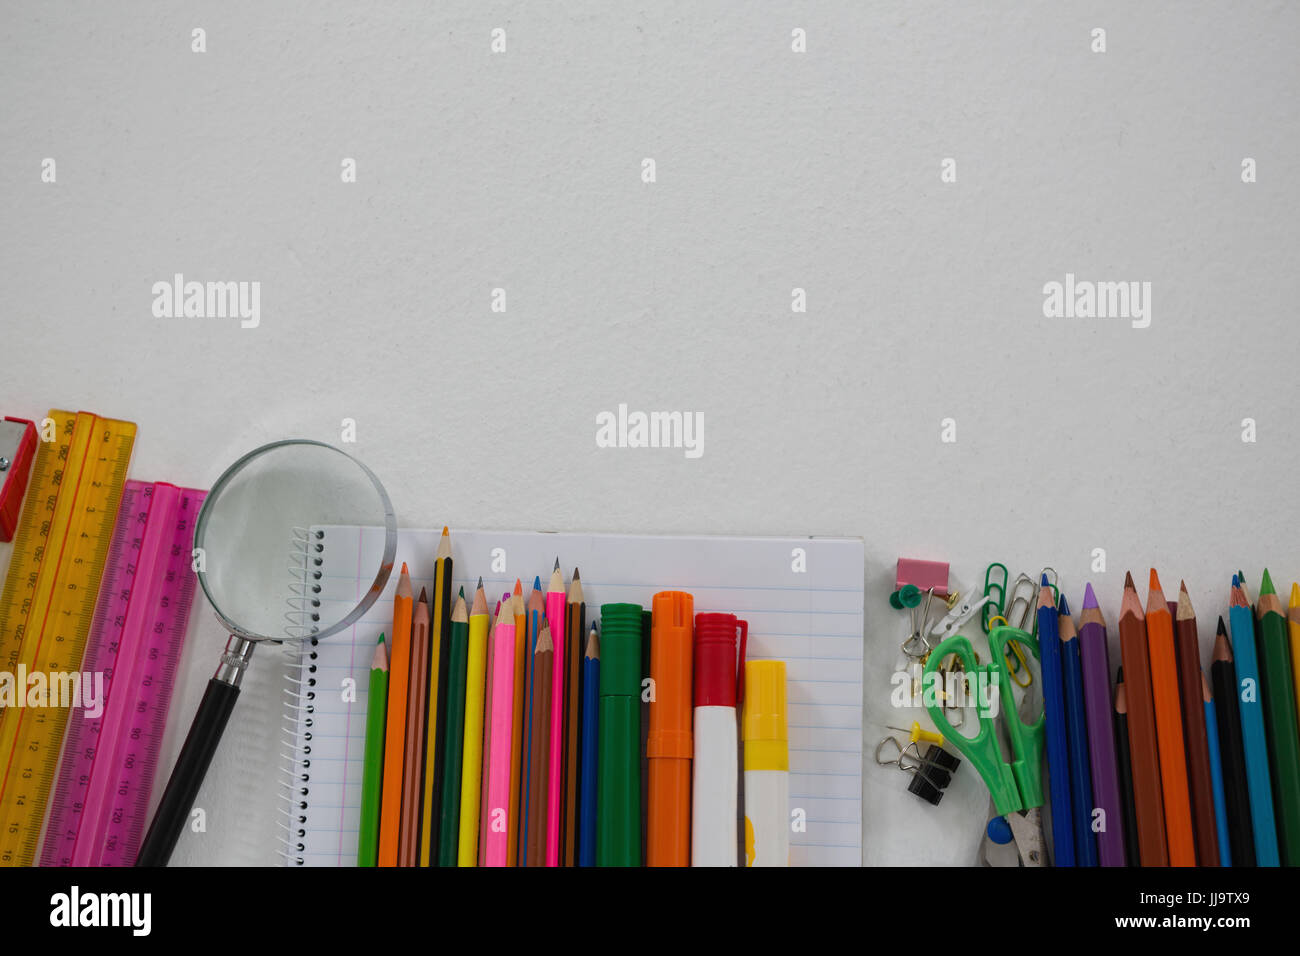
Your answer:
742,660 -> 788,772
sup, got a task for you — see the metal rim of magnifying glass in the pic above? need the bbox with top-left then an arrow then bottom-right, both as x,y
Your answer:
192,438 -> 398,643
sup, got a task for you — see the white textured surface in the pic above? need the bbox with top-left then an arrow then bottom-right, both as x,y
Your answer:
1,2 -> 1298,865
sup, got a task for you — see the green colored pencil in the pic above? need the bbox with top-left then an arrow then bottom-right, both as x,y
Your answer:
357,634 -> 389,867
1257,570 -> 1300,864
437,590 -> 470,866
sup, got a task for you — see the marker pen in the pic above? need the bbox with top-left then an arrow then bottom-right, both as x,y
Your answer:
597,603 -> 643,866
691,612 -> 746,867
743,659 -> 789,867
647,590 -> 693,867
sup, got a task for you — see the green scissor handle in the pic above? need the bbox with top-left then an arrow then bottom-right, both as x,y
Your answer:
923,626 -> 1046,817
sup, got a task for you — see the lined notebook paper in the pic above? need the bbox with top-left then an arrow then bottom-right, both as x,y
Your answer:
284,529 -> 864,866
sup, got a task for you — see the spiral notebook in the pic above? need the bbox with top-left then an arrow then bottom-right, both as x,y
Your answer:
281,528 -> 865,866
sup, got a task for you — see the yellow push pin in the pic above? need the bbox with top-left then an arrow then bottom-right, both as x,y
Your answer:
887,721 -> 944,748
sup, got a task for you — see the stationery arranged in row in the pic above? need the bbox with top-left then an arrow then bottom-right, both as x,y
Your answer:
354,528 -> 792,866
0,410 -> 204,866
1010,569 -> 1298,867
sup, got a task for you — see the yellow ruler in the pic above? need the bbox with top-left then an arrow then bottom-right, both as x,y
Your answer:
0,410 -> 135,865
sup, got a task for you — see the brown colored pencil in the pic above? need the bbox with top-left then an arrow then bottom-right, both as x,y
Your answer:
564,569 -> 585,865
1175,582 -> 1219,866
527,624 -> 554,866
1119,571 -> 1168,866
399,586 -> 431,866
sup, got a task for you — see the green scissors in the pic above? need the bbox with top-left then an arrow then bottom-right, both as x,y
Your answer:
924,625 -> 1047,866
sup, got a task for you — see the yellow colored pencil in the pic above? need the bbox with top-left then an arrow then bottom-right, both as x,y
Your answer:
457,578 -> 490,866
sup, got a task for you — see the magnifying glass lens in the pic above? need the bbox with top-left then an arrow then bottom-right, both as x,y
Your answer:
195,441 -> 395,642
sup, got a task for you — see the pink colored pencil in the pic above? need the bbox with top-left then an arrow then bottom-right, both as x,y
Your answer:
545,560 -> 567,866
485,598 -> 517,866
479,599 -> 499,865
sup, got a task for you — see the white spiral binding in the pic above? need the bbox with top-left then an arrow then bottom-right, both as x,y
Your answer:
278,526 -> 323,865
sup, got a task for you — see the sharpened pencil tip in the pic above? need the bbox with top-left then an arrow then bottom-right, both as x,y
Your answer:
1083,582 -> 1099,609
418,586 -> 428,603
476,576 -> 483,589
554,557 -> 560,571
1216,615 -> 1227,636
1260,568 -> 1276,596
400,562 -> 409,575
458,585 -> 465,598
441,525 -> 449,536
1041,572 -> 1049,586
1124,571 -> 1135,589
1058,593 -> 1071,616
1291,582 -> 1300,609
533,575 -> 542,590
1179,579 -> 1189,595
1148,568 -> 1161,592
573,567 -> 580,581
1232,573 -> 1239,588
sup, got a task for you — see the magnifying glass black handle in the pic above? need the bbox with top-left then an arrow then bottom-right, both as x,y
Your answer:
137,637 -> 255,866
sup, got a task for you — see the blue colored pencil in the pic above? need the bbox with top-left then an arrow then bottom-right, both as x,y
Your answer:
579,624 -> 600,867
1058,595 -> 1097,866
1037,576 -> 1074,866
1203,677 -> 1232,867
1229,576 -> 1279,866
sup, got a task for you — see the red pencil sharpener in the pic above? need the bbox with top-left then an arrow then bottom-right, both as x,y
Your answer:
0,417 -> 38,542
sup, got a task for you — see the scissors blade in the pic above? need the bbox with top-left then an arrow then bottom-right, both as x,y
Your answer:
1008,807 -> 1047,867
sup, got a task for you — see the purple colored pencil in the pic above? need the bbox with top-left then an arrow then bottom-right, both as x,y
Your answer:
1078,583 -> 1127,866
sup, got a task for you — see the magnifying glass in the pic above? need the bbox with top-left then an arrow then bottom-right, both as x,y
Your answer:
136,440 -> 396,866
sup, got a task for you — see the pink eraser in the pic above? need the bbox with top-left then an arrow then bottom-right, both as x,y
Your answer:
896,558 -> 949,598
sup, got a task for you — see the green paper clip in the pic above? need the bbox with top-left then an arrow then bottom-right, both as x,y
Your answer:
982,563 -> 1008,634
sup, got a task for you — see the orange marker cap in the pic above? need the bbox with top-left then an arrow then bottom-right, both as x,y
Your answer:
648,591 -> 695,758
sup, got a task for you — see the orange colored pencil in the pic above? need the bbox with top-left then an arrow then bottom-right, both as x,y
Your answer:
1119,571 -> 1167,866
508,579 -> 526,867
399,588 -> 431,866
1146,570 -> 1195,866
378,563 -> 413,866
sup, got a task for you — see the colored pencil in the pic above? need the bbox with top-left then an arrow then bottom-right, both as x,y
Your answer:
508,579 -> 526,867
457,579 -> 489,866
485,598 -> 517,866
1290,584 -> 1300,738
1174,582 -> 1218,866
1290,585 -> 1300,742
1211,618 -> 1255,866
1145,570 -> 1194,866
1036,577 -> 1074,866
478,598 -> 497,866
528,623 -> 555,866
357,635 -> 389,867
579,624 -> 600,867
378,563 -> 413,867
399,588 -> 431,866
519,577 -> 544,864
1058,595 -> 1096,866
420,529 -> 453,865
1202,672 -> 1232,866
1078,583 -> 1125,866
1230,578 -> 1279,865
545,560 -> 567,866
1119,571 -> 1167,866
419,527 -> 453,866
436,590 -> 469,866
1114,669 -> 1141,867
564,569 -> 586,865
1257,570 -> 1300,864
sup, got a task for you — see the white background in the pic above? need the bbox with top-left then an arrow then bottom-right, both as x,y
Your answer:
2,2 -> 1298,865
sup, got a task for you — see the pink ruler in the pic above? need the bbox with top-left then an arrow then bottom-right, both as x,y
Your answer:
39,481 -> 205,866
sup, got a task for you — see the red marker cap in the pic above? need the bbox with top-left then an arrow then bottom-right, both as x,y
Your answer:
693,612 -> 746,708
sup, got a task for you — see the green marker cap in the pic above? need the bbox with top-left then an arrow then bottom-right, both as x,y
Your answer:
600,603 -> 644,697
